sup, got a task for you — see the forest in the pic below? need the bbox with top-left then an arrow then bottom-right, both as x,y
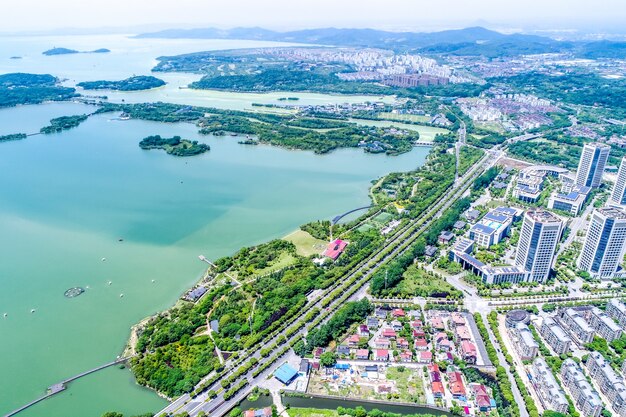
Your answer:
77,76 -> 166,91
40,114 -> 89,134
0,72 -> 78,108
139,135 -> 210,156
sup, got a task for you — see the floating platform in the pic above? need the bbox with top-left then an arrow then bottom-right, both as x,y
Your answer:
64,287 -> 85,298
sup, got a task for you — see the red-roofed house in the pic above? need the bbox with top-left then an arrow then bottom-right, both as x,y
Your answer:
413,329 -> 426,339
347,334 -> 361,347
356,349 -> 369,360
399,350 -> 413,362
375,349 -> 389,362
431,381 -> 445,398
460,340 -> 477,364
392,308 -> 406,317
323,239 -> 348,260
314,347 -> 324,359
472,384 -> 493,411
448,371 -> 467,399
374,338 -> 390,349
411,320 -> 423,329
430,316 -> 445,331
451,313 -> 466,328
435,332 -> 451,351
382,328 -> 397,339
418,351 -> 433,364
414,338 -> 428,350
396,338 -> 409,349
454,325 -> 472,342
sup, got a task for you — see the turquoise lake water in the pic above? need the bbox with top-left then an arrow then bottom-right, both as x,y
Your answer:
0,35 -> 431,417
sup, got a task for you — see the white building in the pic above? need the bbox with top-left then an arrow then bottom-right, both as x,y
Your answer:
532,357 -> 569,414
587,352 -> 626,417
588,307 -> 622,342
540,316 -> 571,355
611,156 -> 626,207
607,299 -> 626,328
515,210 -> 562,282
577,207 -> 626,279
548,184 -> 591,216
576,143 -> 610,188
560,308 -> 594,345
511,323 -> 539,360
561,359 -> 602,417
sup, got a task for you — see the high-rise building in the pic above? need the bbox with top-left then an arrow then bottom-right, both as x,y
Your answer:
611,157 -> 626,206
576,143 -> 610,188
577,207 -> 626,279
514,210 -> 562,282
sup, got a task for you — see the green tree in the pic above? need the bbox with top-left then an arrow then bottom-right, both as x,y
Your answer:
320,352 -> 337,367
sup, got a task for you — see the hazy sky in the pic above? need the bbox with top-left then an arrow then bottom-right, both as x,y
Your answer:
3,0 -> 626,33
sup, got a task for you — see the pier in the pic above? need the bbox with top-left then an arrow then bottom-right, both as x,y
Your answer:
4,357 -> 131,417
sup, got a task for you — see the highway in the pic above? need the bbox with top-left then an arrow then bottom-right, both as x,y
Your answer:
156,142 -> 503,417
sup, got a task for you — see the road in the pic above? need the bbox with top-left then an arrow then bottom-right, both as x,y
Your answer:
156,142 -> 500,417
480,312 -> 530,417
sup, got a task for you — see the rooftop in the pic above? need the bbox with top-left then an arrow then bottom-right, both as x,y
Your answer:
525,209 -> 561,225
597,206 -> 626,220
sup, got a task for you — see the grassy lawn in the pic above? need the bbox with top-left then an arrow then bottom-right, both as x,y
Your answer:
373,212 -> 393,224
395,265 -> 462,298
384,366 -> 426,403
283,229 -> 327,257
247,251 -> 297,278
288,408 -> 339,417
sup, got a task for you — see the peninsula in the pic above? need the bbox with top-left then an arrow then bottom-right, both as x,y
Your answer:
0,73 -> 78,108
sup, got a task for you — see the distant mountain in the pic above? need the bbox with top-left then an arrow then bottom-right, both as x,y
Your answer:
135,26 -> 626,58
135,26 -> 557,49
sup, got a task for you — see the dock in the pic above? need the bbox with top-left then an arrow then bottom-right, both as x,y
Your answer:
4,357 -> 131,417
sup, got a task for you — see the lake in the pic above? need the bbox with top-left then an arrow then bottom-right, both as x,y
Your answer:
0,35 -> 431,417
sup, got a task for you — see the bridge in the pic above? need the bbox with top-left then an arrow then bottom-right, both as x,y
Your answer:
4,357 -> 131,417
331,205 -> 373,225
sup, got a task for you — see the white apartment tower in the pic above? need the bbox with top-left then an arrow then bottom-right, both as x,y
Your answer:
515,210 -> 562,282
611,156 -> 626,206
577,207 -> 626,279
576,143 -> 610,188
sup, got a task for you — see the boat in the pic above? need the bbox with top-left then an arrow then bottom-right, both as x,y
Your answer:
101,257 -> 106,262
119,293 -> 124,298
30,309 -> 36,313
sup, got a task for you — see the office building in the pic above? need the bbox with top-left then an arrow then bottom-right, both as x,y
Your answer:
561,359 -> 602,417
548,185 -> 591,216
576,143 -> 610,188
577,207 -> 626,279
515,210 -> 562,282
611,157 -> 626,207
540,317 -> 571,355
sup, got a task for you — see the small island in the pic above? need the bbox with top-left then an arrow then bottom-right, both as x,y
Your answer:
40,114 -> 89,134
9,56 -> 22,60
77,75 -> 166,91
139,135 -> 210,156
0,133 -> 27,142
43,47 -> 110,56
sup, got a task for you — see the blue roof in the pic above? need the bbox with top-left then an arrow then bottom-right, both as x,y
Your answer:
458,252 -> 485,269
484,212 -> 508,223
494,207 -> 517,216
275,363 -> 298,384
470,224 -> 495,235
335,364 -> 350,370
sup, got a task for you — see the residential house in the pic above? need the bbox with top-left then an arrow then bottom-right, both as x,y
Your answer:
347,334 -> 361,347
460,340 -> 477,364
561,359 -> 602,417
375,349 -> 389,362
382,328 -> 397,339
397,338 -> 409,350
337,345 -> 350,356
414,338 -> 429,350
541,317 -> 572,355
399,351 -> 413,362
419,351 -> 433,364
448,371 -> 467,400
356,349 -> 370,360
532,357 -> 569,414
374,338 -> 390,349
358,325 -> 370,337
392,308 -> 406,318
